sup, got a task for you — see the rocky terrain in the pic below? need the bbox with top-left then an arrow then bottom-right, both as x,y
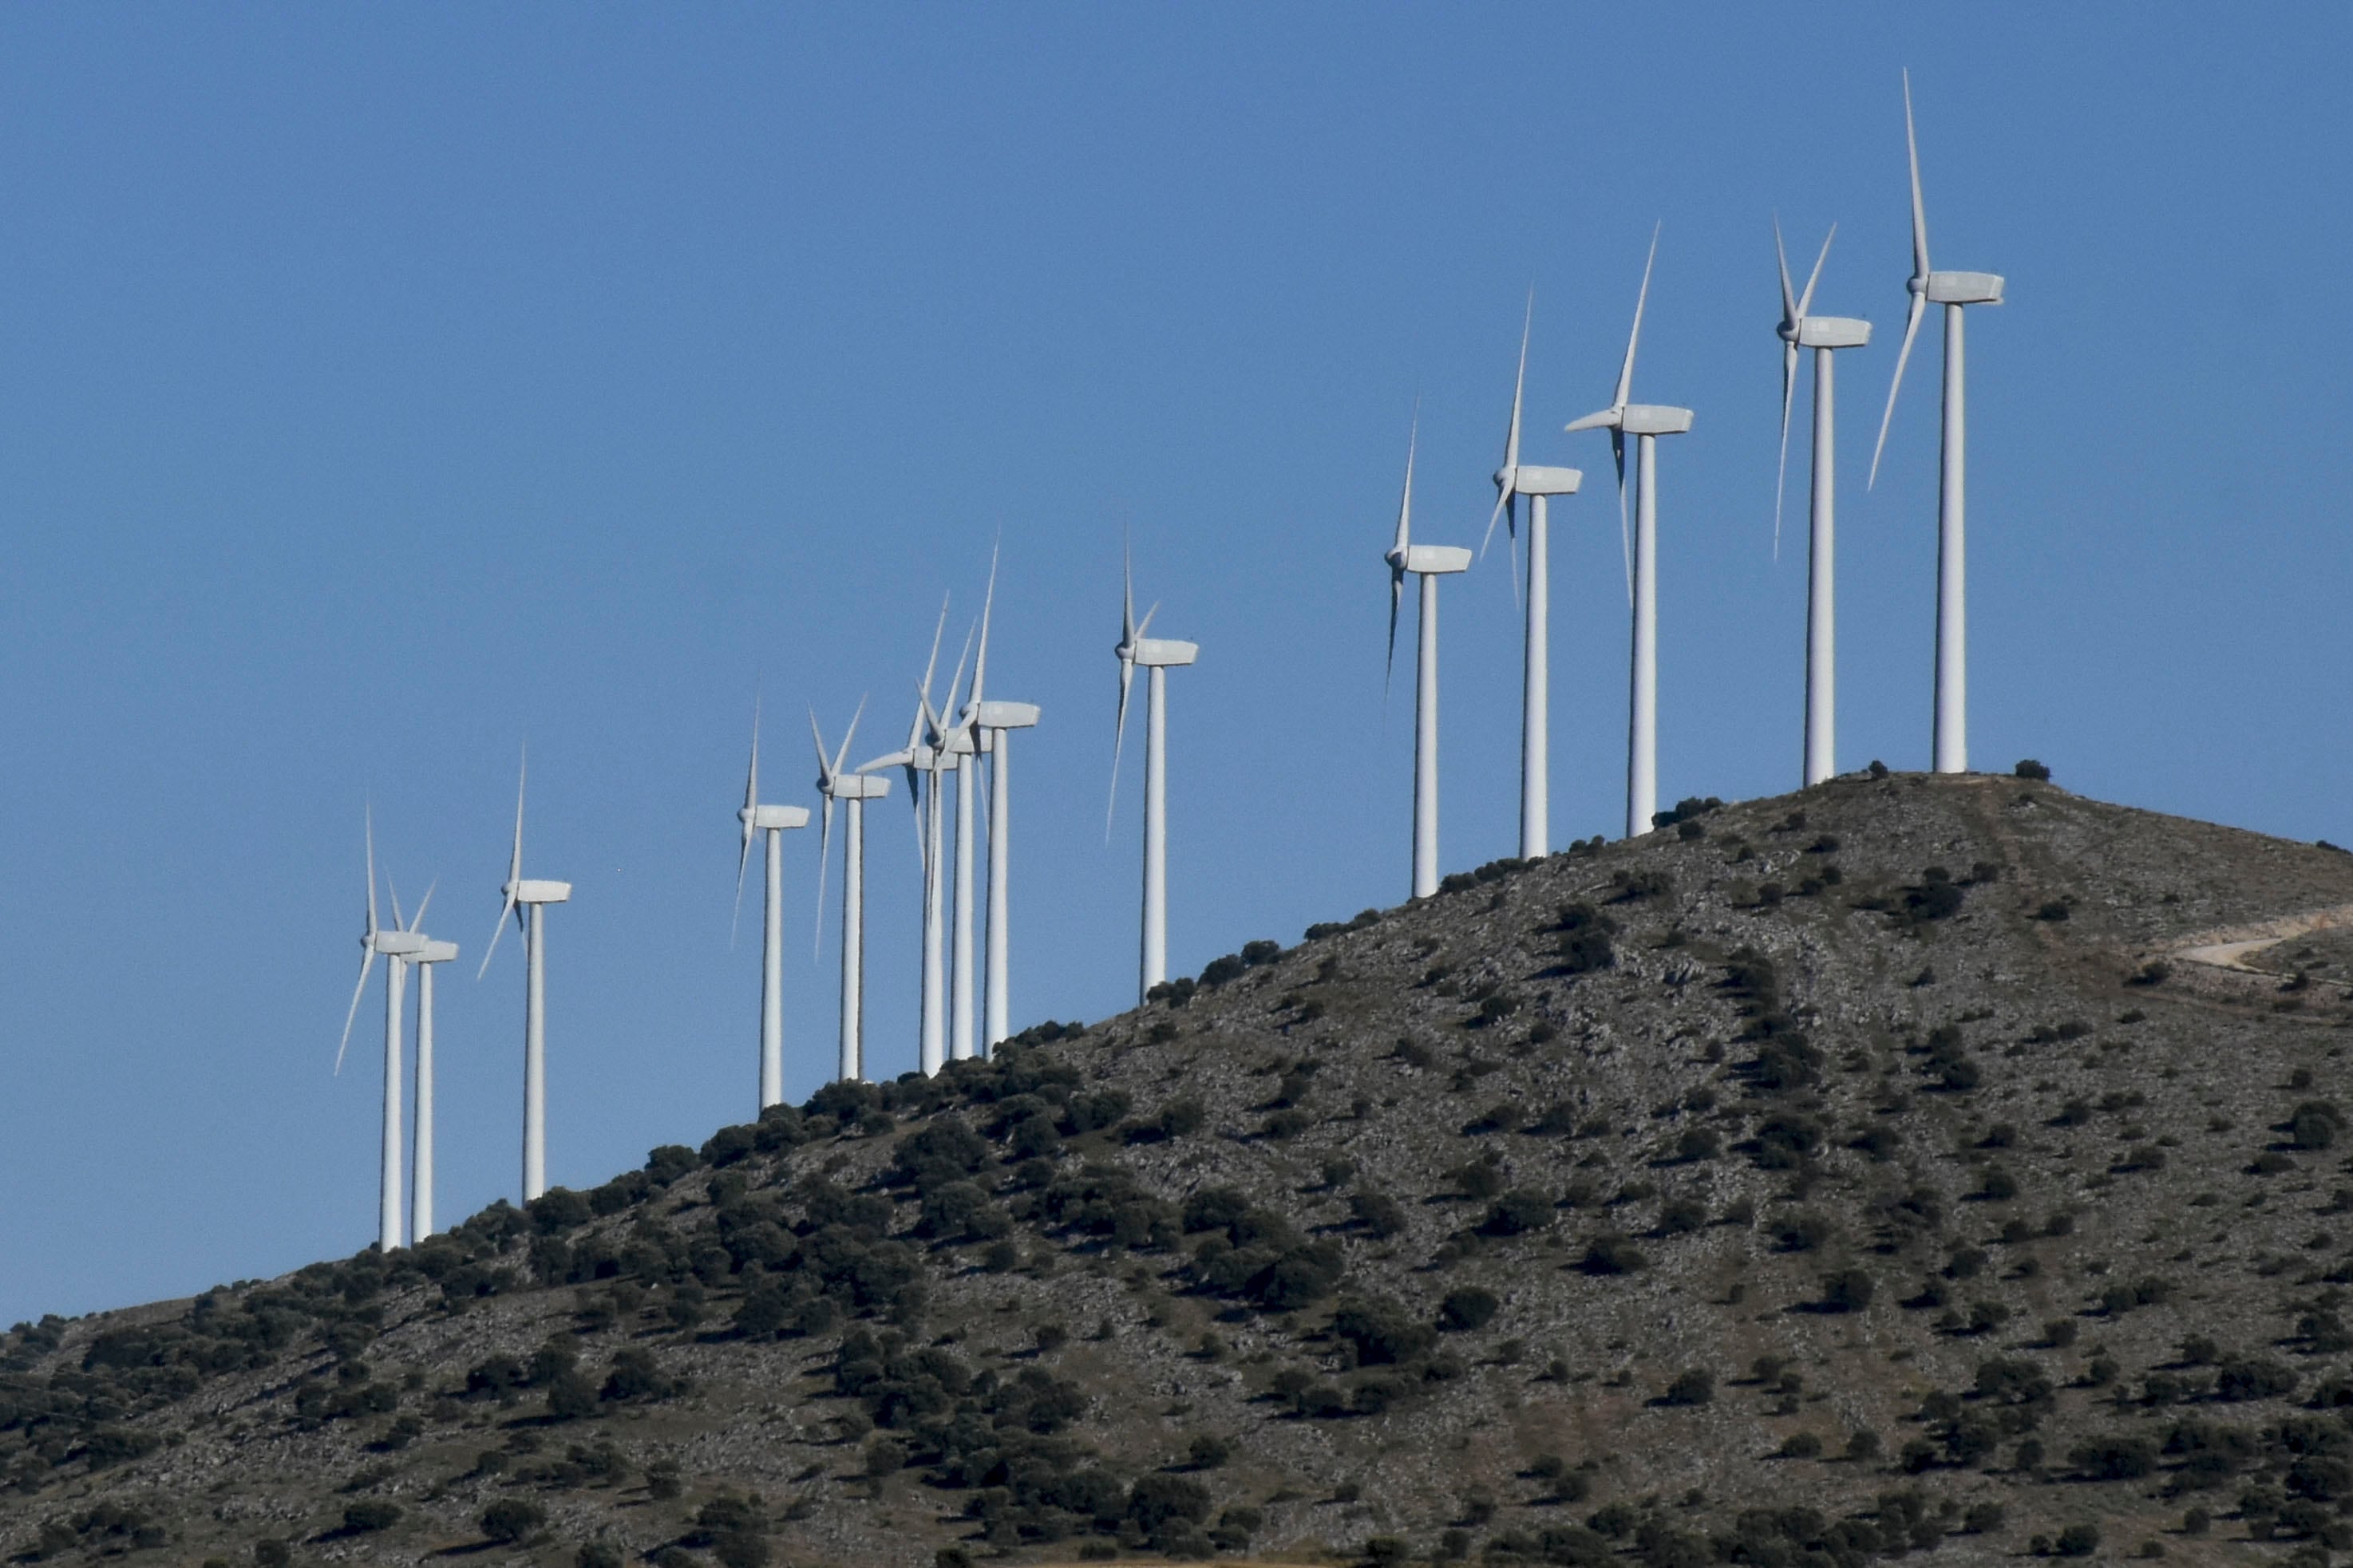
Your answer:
13,768 -> 2353,1567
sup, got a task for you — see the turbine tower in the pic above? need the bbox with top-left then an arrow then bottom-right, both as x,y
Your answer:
1869,68 -> 2005,774
335,808 -> 426,1253
1384,414 -> 1472,899
1773,220 -> 1873,788
960,554 -> 1039,1054
477,751 -> 571,1204
407,912 -> 457,1245
812,702 -> 887,1084
1565,229 -> 1693,839
1479,298 -> 1582,859
1110,551 -> 1196,1005
734,705 -> 810,1112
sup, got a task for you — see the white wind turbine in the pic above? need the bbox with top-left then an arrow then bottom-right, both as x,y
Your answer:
811,701 -> 886,1084
860,606 -> 966,1078
335,808 -> 427,1252
959,553 -> 1040,1054
1774,220 -> 1873,787
1869,68 -> 2005,774
1385,413 -> 1472,899
915,632 -> 979,1075
1479,298 -> 1583,859
1565,228 -> 1693,840
477,751 -> 571,1203
1109,548 -> 1196,1004
406,912 -> 457,1245
734,704 -> 810,1112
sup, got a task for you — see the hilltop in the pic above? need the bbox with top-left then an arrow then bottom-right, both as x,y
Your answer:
11,770 -> 2353,1566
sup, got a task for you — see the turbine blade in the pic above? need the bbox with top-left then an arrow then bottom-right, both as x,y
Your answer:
1393,404 -> 1417,556
1121,535 -> 1136,645
940,620 -> 976,737
1385,566 -> 1403,695
813,794 -> 834,960
1108,654 -> 1134,841
1614,430 -> 1632,607
409,878 -> 435,934
477,888 -> 516,981
334,948 -> 378,1076
387,874 -> 405,934
1798,223 -> 1834,321
1479,485 -> 1511,561
1503,492 -> 1521,611
1504,291 -> 1529,477
1775,340 -> 1798,559
1774,212 -> 1797,331
834,695 -> 867,780
363,804 -> 379,940
1869,292 -> 1928,488
971,539 -> 999,711
809,706 -> 834,788
1612,223 -> 1658,411
507,749 -> 527,888
1904,67 -> 1930,282
919,593 -> 949,712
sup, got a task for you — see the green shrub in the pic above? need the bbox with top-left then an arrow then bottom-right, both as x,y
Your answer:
1438,1289 -> 1500,1333
1186,1433 -> 1232,1470
2015,759 -> 2051,781
481,1499 -> 547,1543
1661,1369 -> 1712,1406
1481,1190 -> 1554,1238
1580,1235 -> 1647,1275
341,1500 -> 401,1534
2054,1523 -> 2098,1557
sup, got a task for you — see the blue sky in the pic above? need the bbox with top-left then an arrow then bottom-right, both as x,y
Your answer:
2,5 -> 2347,1325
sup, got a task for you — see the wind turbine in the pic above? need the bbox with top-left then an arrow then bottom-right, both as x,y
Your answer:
1869,68 -> 2005,774
477,751 -> 571,1203
405,898 -> 457,1245
960,551 -> 1039,1054
1565,227 -> 1693,840
1384,413 -> 1471,899
917,632 -> 979,1074
856,606 -> 965,1078
1110,549 -> 1196,1005
1479,297 -> 1583,859
812,702 -> 887,1084
1774,220 -> 1873,788
335,808 -> 425,1253
734,705 -> 811,1112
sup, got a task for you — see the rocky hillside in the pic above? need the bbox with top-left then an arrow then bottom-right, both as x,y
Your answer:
11,769 -> 2353,1568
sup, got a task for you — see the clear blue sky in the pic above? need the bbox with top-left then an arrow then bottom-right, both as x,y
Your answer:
2,6 -> 2346,1326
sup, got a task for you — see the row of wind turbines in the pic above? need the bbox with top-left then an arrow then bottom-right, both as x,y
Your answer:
330,69 -> 2000,1253
1388,69 -> 2002,895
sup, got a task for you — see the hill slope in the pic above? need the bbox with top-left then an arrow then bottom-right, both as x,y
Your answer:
11,771 -> 2353,1566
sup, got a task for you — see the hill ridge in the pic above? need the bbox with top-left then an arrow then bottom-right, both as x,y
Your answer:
12,772 -> 2353,1566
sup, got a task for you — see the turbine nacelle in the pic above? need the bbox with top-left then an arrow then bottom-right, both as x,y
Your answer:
1920,271 -> 2005,306
741,804 -> 809,831
1791,317 -> 1873,350
509,878 -> 572,905
413,939 -> 460,965
971,699 -> 1041,729
373,930 -> 430,958
1131,638 -> 1198,669
823,772 -> 892,801
1497,464 -> 1582,497
1386,544 -> 1472,577
1588,405 -> 1696,437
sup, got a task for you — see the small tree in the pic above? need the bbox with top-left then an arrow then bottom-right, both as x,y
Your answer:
481,1499 -> 547,1544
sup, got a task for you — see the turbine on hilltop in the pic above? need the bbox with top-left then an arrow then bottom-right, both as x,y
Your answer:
1869,68 -> 2005,776
1565,227 -> 1692,840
